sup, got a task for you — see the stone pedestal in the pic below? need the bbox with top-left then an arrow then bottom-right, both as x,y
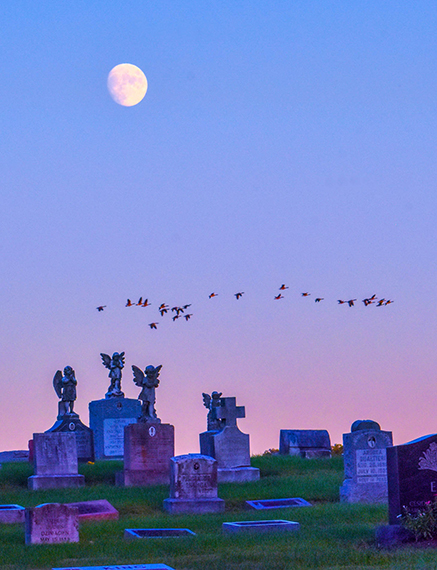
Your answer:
45,415 -> 94,463
89,397 -> 141,460
25,503 -> 79,545
279,430 -> 331,458
340,424 -> 393,504
163,454 -> 225,514
117,422 -> 174,486
28,432 -> 85,490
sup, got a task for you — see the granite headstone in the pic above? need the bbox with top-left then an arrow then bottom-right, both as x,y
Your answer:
89,397 -> 141,460
340,420 -> 393,503
25,503 -> 79,545
117,422 -> 175,486
163,454 -> 225,514
28,433 -> 85,490
387,433 -> 437,524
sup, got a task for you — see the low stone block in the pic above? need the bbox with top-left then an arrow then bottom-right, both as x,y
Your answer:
246,498 -> 312,510
217,466 -> 260,483
0,504 -> 25,523
375,524 -> 414,548
222,519 -> 300,534
25,503 -> 79,545
63,499 -> 119,521
124,528 -> 196,539
53,565 -> 175,570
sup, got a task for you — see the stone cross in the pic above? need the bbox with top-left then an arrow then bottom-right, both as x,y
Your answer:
215,397 -> 245,428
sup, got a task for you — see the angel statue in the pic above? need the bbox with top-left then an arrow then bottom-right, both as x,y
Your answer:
202,391 -> 224,431
132,364 -> 162,422
53,366 -> 78,419
100,351 -> 125,398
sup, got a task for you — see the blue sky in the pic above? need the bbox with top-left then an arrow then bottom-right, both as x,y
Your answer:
1,1 -> 436,454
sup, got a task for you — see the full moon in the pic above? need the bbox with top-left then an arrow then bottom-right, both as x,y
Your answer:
107,63 -> 148,107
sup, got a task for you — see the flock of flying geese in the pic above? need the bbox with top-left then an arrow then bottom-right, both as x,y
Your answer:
96,285 -> 393,330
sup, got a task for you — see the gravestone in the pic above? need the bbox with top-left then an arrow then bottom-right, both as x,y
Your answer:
163,454 -> 225,514
63,499 -> 119,521
0,450 -> 29,462
199,395 -> 260,483
387,433 -> 437,524
0,504 -> 25,523
222,520 -> 300,534
89,350 -> 141,460
25,503 -> 79,545
28,433 -> 85,490
47,366 -> 94,462
279,430 -> 331,458
117,422 -> 174,486
340,420 -> 393,503
89,396 -> 141,460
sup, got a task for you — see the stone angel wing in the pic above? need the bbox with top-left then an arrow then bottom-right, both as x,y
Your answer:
202,392 -> 212,409
132,365 -> 145,387
53,370 -> 63,399
118,351 -> 126,367
100,353 -> 112,370
150,365 -> 162,387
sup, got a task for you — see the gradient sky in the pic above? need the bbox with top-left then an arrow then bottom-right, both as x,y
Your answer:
1,1 -> 437,456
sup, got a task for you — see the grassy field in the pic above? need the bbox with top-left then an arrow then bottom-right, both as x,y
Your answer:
0,455 -> 436,570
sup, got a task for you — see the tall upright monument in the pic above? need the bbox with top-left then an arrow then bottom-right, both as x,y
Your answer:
89,351 -> 141,460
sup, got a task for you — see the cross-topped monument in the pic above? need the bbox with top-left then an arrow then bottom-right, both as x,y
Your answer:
216,397 -> 245,428
199,392 -> 259,484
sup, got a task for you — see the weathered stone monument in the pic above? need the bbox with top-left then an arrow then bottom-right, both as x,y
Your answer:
46,366 -> 94,463
163,454 -> 225,514
199,393 -> 260,483
25,503 -> 79,545
89,351 -> 141,460
28,432 -> 85,490
387,433 -> 437,524
279,429 -> 331,458
117,364 -> 175,486
340,419 -> 393,503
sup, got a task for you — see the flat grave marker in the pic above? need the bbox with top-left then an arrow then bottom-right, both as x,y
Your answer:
125,528 -> 196,539
246,497 -> 312,510
63,499 -> 119,521
53,565 -> 175,570
222,519 -> 300,534
0,504 -> 25,523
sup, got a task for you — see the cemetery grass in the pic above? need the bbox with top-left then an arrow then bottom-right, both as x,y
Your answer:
1,457 -> 437,569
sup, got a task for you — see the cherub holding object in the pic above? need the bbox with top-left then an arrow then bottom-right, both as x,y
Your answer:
101,351 -> 125,398
53,366 -> 78,418
132,364 -> 162,422
202,391 -> 224,431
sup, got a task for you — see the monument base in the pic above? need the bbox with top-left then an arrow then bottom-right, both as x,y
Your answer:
28,474 -> 85,490
218,466 -> 260,483
340,478 -> 388,504
163,498 -> 225,514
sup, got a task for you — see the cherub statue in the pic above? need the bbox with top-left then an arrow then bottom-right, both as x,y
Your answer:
53,366 -> 78,418
100,351 -> 125,398
132,364 -> 162,422
202,391 -> 224,431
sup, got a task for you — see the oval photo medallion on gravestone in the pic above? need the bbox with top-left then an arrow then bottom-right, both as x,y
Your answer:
117,401 -> 122,410
149,426 -> 156,437
194,462 -> 200,470
69,422 -> 76,431
368,436 -> 376,448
